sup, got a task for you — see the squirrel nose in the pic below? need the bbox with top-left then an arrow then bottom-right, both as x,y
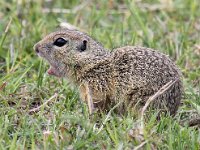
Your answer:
34,44 -> 40,53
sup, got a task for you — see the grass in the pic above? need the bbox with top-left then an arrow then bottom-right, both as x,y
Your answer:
0,0 -> 200,149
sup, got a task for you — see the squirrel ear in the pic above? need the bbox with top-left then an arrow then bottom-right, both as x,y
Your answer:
77,40 -> 87,52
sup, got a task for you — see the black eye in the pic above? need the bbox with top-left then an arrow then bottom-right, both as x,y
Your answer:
53,38 -> 68,47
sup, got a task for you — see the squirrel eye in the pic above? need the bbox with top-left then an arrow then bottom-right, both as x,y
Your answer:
53,38 -> 68,47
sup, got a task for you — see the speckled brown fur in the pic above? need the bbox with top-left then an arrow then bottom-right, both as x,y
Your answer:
34,28 -> 183,115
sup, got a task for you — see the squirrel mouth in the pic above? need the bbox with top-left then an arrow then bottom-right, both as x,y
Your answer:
47,66 -> 61,77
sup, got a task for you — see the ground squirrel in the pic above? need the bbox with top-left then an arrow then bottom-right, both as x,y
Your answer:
34,28 -> 183,116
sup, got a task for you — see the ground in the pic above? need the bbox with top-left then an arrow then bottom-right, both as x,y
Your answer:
0,0 -> 200,149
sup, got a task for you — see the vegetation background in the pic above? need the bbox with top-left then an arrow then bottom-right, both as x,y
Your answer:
0,0 -> 200,149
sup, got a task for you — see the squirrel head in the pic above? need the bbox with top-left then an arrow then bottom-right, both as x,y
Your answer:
34,28 -> 108,78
